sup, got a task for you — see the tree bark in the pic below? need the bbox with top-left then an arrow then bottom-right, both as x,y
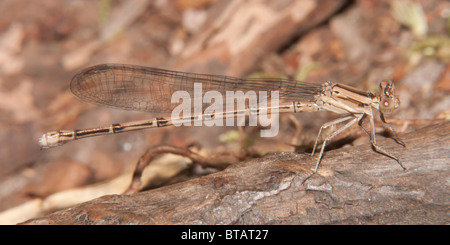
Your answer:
21,121 -> 449,225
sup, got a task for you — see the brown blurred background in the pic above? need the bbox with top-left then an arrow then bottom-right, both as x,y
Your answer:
0,0 -> 448,224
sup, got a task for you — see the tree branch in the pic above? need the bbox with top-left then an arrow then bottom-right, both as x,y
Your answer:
21,121 -> 449,224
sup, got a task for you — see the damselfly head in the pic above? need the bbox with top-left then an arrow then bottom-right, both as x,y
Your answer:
378,80 -> 400,114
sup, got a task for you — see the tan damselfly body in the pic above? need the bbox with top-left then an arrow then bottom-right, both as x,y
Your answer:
39,64 -> 406,172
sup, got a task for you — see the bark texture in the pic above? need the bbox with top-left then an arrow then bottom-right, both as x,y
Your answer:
21,122 -> 449,225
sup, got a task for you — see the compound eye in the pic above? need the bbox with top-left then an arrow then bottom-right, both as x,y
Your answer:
378,80 -> 400,114
380,97 -> 395,113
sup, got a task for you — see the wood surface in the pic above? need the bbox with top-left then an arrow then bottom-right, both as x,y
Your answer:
21,121 -> 449,225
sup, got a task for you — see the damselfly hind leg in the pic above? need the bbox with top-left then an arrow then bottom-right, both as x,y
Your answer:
311,115 -> 354,157
311,115 -> 362,173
